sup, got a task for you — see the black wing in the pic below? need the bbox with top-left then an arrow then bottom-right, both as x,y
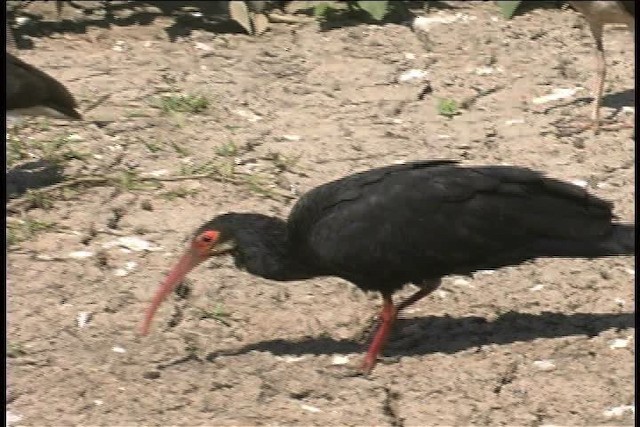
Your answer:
288,162 -> 618,291
6,52 -> 82,119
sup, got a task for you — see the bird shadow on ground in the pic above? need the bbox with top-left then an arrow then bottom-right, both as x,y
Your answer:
6,160 -> 64,200
602,89 -> 635,110
9,1 -> 247,47
205,311 -> 634,362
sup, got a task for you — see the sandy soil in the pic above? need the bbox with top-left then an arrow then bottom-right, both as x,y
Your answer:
6,1 -> 635,426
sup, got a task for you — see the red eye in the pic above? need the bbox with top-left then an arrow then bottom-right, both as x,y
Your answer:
200,230 -> 219,244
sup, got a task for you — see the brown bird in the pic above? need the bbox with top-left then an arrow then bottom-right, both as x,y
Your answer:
6,51 -> 83,121
568,1 -> 634,133
140,160 -> 634,374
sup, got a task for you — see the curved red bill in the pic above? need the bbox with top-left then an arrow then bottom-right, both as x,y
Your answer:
140,248 -> 205,335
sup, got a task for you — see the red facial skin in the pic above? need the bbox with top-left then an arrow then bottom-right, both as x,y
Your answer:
140,230 -> 219,335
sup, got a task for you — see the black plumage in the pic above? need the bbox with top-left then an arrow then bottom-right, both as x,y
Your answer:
6,51 -> 82,120
141,160 -> 634,373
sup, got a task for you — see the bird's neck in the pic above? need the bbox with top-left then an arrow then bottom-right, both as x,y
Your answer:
232,219 -> 318,282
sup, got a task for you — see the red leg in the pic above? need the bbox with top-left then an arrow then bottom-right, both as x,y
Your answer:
360,280 -> 441,374
361,294 -> 396,374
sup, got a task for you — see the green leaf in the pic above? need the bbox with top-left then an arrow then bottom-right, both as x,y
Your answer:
313,2 -> 331,18
496,1 -> 522,19
356,1 -> 389,21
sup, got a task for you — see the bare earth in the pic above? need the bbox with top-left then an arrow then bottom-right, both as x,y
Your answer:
6,2 -> 635,426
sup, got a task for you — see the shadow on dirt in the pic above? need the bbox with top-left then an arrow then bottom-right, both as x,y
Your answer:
6,160 -> 65,200
205,311 -> 634,361
8,1 -> 246,47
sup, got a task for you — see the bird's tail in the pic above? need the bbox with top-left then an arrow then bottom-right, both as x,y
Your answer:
531,223 -> 635,258
599,224 -> 635,256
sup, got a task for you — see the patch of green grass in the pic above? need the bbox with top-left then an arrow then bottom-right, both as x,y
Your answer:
199,303 -> 231,326
155,94 -> 209,114
215,141 -> 238,157
116,171 -> 158,191
242,174 -> 277,198
7,342 -> 27,358
160,187 -> 200,201
437,98 -> 460,118
170,141 -> 191,157
42,136 -> 87,164
23,189 -> 55,210
267,151 -> 300,172
144,141 -> 164,153
6,133 -> 87,167
7,217 -> 57,246
6,133 -> 30,167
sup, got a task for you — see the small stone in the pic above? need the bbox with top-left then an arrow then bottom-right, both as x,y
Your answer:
603,405 -> 634,418
331,355 -> 350,365
143,370 -> 161,379
300,404 -> 321,413
532,359 -> 556,371
609,337 -> 631,349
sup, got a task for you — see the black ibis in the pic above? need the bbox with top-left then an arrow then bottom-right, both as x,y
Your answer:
6,51 -> 82,120
567,1 -> 635,133
140,160 -> 634,374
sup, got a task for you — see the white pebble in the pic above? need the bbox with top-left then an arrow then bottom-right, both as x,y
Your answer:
435,289 -> 449,299
234,109 -> 262,122
532,87 -> 583,105
6,411 -> 22,425
77,311 -> 92,328
276,355 -> 306,363
398,69 -> 428,83
146,169 -> 169,177
453,278 -> 474,288
194,42 -> 212,51
614,298 -> 625,307
529,284 -> 545,292
609,337 -> 631,349
93,399 -> 104,406
103,236 -> 162,252
300,404 -> 322,413
282,134 -> 301,142
623,268 -> 634,276
603,405 -> 634,418
412,13 -> 476,32
570,179 -> 588,188
504,118 -> 525,126
112,40 -> 127,52
112,346 -> 126,353
331,355 -> 350,365
474,66 -> 499,76
532,359 -> 556,371
68,251 -> 94,259
113,261 -> 138,277
476,270 -> 495,276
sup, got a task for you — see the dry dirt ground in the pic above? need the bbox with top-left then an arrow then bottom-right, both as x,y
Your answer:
5,1 -> 635,426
